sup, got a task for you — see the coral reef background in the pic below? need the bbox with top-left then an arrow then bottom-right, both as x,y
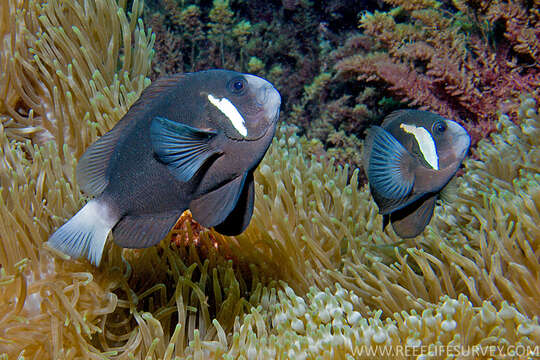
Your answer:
144,0 -> 539,172
1,0 -> 539,358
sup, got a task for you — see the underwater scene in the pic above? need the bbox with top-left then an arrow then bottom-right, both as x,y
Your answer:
0,0 -> 539,358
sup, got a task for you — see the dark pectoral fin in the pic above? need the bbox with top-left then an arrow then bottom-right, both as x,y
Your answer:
364,126 -> 415,199
189,174 -> 246,229
112,211 -> 181,248
214,171 -> 255,236
150,116 -> 221,182
389,194 -> 437,239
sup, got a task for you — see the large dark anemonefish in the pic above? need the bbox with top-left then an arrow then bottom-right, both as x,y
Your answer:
48,70 -> 281,265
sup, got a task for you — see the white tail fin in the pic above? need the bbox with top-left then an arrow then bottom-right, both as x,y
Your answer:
47,199 -> 118,265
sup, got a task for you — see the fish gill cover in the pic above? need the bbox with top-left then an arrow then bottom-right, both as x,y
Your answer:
0,0 -> 539,358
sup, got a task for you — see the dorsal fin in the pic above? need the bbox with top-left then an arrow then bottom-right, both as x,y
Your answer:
381,109 -> 410,127
128,74 -> 184,115
77,75 -> 184,196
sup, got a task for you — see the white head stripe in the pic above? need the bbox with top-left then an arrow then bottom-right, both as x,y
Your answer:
207,94 -> 247,137
400,123 -> 439,170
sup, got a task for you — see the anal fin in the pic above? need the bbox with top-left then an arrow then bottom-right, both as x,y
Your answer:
389,193 -> 437,238
214,171 -> 255,236
112,211 -> 182,248
189,174 -> 246,229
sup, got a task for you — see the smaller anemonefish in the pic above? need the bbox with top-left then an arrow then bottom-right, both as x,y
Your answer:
363,110 -> 470,238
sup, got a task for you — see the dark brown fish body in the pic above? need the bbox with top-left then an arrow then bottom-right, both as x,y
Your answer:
48,70 -> 281,264
102,95 -> 274,214
363,110 -> 470,238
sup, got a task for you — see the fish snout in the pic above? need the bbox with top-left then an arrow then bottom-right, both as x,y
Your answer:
455,133 -> 471,158
255,83 -> 281,121
256,84 -> 271,105
245,74 -> 281,121
447,120 -> 471,159
264,85 -> 281,121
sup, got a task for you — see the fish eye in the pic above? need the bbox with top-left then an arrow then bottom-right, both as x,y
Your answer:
433,121 -> 447,134
233,80 -> 244,91
228,77 -> 247,94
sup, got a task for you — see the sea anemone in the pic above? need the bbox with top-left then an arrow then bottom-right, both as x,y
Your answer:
1,0 -> 538,358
